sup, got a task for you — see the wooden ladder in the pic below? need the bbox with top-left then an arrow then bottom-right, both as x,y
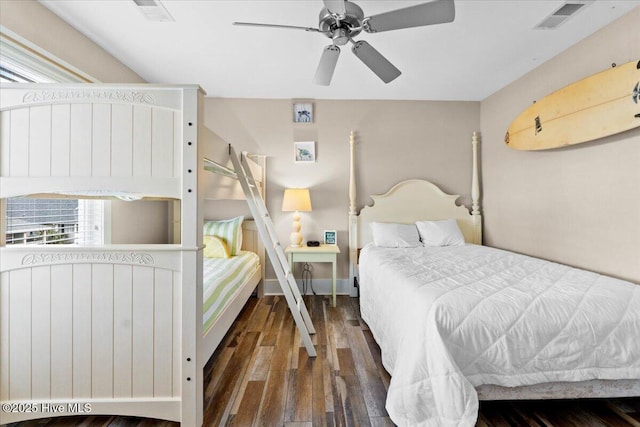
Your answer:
229,146 -> 317,357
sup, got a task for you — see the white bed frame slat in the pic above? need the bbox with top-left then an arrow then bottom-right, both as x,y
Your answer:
51,104 -> 71,177
154,269 -> 175,397
70,104 -> 92,177
92,104 -> 111,176
9,269 -> 31,400
29,105 -> 52,177
109,105 -> 133,176
50,265 -> 73,398
92,264 -> 114,399
133,268 -> 157,397
133,105 -> 153,177
31,267 -> 51,399
113,266 -> 133,398
73,264 -> 92,397
151,108 -> 175,178
0,111 -> 10,176
0,84 -> 266,425
10,109 -> 29,176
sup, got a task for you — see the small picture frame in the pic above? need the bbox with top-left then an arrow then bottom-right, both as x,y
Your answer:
324,230 -> 337,245
293,102 -> 313,123
294,141 -> 316,163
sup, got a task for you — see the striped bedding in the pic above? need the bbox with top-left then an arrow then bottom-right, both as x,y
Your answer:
203,250 -> 260,333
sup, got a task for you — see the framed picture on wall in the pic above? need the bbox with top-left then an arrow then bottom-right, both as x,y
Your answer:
293,102 -> 313,123
324,230 -> 337,245
294,141 -> 315,163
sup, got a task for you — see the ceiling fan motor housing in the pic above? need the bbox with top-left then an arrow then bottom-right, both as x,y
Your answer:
319,0 -> 365,42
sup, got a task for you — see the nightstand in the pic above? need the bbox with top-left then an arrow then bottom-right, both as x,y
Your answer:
285,244 -> 340,307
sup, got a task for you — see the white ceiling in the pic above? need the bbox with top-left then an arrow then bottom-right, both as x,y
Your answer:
40,0 -> 639,101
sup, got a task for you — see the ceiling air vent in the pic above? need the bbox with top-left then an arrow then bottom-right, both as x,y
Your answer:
133,0 -> 174,22
534,1 -> 592,30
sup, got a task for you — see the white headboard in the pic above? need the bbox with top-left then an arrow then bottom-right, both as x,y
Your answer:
357,179 -> 481,247
348,132 -> 482,285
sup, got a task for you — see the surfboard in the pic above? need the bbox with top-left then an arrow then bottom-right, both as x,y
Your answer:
505,60 -> 640,150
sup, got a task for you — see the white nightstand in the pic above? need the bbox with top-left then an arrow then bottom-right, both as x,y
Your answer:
285,244 -> 340,307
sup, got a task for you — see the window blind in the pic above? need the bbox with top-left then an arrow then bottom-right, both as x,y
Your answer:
6,199 -> 104,245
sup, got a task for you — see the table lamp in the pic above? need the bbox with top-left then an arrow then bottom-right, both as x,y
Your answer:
282,188 -> 312,247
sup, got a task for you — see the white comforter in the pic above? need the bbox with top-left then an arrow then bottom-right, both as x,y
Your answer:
359,244 -> 640,426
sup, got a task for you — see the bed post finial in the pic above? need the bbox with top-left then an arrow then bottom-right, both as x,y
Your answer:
349,131 -> 357,216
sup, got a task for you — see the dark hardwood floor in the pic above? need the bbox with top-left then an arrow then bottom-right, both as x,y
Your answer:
7,295 -> 640,427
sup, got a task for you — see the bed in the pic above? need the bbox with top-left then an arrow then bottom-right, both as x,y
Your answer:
347,132 -> 640,426
0,83 -> 265,425
200,219 -> 264,359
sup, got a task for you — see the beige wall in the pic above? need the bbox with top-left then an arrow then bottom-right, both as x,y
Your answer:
204,99 -> 480,279
2,0 -> 168,244
480,8 -> 640,283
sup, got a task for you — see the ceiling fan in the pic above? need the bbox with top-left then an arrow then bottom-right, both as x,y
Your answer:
233,0 -> 455,85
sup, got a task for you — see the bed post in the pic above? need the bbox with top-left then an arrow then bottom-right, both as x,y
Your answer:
348,131 -> 358,296
181,87 -> 204,426
471,131 -> 482,245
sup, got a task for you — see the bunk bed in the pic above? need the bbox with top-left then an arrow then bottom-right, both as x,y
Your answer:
348,132 -> 640,426
0,83 -> 265,425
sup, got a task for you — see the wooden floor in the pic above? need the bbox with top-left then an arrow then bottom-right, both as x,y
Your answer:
8,295 -> 640,427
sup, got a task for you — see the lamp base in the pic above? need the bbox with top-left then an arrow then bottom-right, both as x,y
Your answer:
290,231 -> 303,247
290,212 -> 303,247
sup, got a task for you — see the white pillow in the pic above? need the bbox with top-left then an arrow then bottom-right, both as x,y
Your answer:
370,222 -> 421,248
416,219 -> 465,246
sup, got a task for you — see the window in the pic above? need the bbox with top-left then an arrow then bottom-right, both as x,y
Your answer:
6,199 -> 105,245
1,28 -> 109,246
0,27 -> 94,83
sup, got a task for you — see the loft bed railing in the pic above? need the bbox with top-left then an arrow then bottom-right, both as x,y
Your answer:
204,157 -> 238,180
203,143 -> 266,201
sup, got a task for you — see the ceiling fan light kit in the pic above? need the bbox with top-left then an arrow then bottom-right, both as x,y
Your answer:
233,0 -> 455,86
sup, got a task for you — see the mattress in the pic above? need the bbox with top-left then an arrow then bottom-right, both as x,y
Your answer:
359,243 -> 640,427
203,250 -> 260,333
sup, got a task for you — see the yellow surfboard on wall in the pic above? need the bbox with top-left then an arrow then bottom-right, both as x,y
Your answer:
505,60 -> 640,150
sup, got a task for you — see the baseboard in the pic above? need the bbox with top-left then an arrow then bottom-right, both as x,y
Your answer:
263,278 -> 352,296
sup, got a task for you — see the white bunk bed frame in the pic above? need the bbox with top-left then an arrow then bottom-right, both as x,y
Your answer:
0,83 -> 263,425
347,130 -> 640,402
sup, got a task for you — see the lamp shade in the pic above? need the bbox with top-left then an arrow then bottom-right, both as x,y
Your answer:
282,188 -> 312,212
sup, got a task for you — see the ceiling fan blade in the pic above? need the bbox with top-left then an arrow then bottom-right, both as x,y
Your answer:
365,0 -> 455,33
233,21 -> 323,33
351,40 -> 401,84
323,0 -> 346,16
313,45 -> 341,86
